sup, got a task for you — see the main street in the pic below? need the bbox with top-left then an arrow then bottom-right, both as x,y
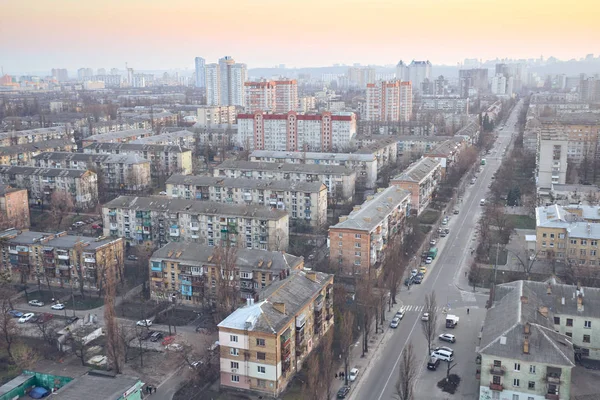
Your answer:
348,101 -> 523,400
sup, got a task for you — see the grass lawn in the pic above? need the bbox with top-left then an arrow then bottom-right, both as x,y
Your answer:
418,209 -> 440,225
488,246 -> 508,266
506,214 -> 536,229
66,295 -> 104,310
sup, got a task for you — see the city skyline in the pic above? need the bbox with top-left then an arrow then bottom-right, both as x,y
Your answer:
3,0 -> 599,74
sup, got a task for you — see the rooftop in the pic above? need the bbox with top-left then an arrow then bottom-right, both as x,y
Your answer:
250,150 -> 375,162
104,196 -> 288,220
166,174 -> 326,193
0,229 -> 120,250
354,136 -> 399,154
33,152 -> 149,166
52,373 -> 141,400
130,129 -> 194,144
216,160 -> 355,176
425,138 -> 465,157
82,142 -> 191,153
84,128 -> 152,142
392,157 -> 441,183
479,280 -> 575,366
0,165 -> 90,178
218,270 -> 332,334
0,184 -> 23,196
151,241 -> 303,272
0,139 -> 74,156
536,204 -> 600,239
540,113 -> 600,125
330,186 -> 410,232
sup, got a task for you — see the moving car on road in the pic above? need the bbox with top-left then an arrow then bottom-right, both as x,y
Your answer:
439,333 -> 456,343
28,300 -> 44,307
127,255 -> 139,261
421,312 -> 429,321
395,309 -> 405,320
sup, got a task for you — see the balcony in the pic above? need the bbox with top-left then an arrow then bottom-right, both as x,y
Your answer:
545,394 -> 559,400
169,228 -> 180,237
56,253 -> 69,261
489,383 -> 503,391
546,375 -> 561,384
109,223 -> 118,230
191,234 -> 199,239
108,211 -> 116,217
190,224 -> 199,231
489,365 -> 505,375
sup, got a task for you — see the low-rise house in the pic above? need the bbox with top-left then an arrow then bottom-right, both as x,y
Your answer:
81,128 -> 153,147
103,195 -> 289,251
82,142 -> 193,176
218,270 -> 334,397
0,126 -> 70,147
423,137 -> 467,176
149,241 -> 304,305
390,157 -> 442,215
328,186 -> 411,276
0,139 -> 75,166
32,152 -> 151,191
0,184 -> 30,229
214,160 -> 356,204
166,175 -> 327,228
0,229 -> 124,289
51,372 -> 143,400
353,136 -> 398,171
0,165 -> 97,209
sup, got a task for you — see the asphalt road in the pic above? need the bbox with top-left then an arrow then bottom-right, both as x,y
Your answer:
348,101 -> 523,400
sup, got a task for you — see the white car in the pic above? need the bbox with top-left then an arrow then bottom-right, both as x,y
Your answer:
51,303 -> 65,310
390,317 -> 400,328
429,240 -> 436,246
421,313 -> 430,321
166,343 -> 183,352
435,346 -> 454,356
439,333 -> 456,343
159,191 -> 167,195
425,257 -> 433,264
28,300 -> 44,307
411,269 -> 418,277
19,313 -> 35,323
136,319 -> 152,327
349,368 -> 359,382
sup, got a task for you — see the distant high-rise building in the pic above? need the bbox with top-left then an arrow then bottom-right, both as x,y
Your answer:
229,63 -> 247,107
219,56 -> 236,106
97,68 -> 106,76
365,80 -> 412,122
495,63 -> 524,94
110,68 -> 119,76
396,60 -> 409,81
491,74 -> 507,95
579,74 -> 600,102
408,61 -> 431,93
127,68 -> 134,86
205,64 -> 220,106
244,79 -> 298,113
194,57 -> 206,88
51,68 -> 68,82
459,68 -> 489,97
205,56 -> 247,107
77,68 -> 93,81
347,67 -> 376,88
433,75 -> 449,95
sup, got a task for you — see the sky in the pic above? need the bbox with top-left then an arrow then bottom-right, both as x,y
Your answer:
2,0 -> 599,75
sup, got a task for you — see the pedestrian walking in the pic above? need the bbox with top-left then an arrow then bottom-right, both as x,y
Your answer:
154,387 -> 157,394
335,373 -> 338,379
465,271 -> 467,277
467,308 -> 470,315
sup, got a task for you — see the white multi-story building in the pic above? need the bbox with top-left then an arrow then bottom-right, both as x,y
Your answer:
236,111 -> 357,152
244,79 -> 298,113
365,81 -> 412,122
166,175 -> 328,228
408,60 -> 432,92
195,57 -> 206,88
491,73 -> 507,95
196,106 -> 236,126
206,64 -> 220,106
419,96 -> 469,114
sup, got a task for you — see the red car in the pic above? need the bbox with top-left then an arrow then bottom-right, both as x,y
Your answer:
38,313 -> 54,323
161,336 -> 176,346
92,223 -> 103,229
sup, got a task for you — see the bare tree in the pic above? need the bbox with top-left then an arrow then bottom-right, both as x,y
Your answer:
302,350 -> 325,400
395,342 -> 417,400
0,293 -> 18,360
49,190 -> 75,230
468,262 -> 483,292
36,319 -> 58,347
511,248 -> 542,280
71,330 -> 90,366
212,245 -> 239,322
117,322 -> 136,364
104,247 -> 124,373
421,291 -> 438,354
320,330 -> 335,400
338,310 -> 355,386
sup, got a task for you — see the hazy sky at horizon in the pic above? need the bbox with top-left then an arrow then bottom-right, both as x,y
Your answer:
2,0 -> 599,75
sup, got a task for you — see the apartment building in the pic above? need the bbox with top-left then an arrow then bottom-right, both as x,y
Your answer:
218,270 -> 334,397
244,80 -> 298,113
32,152 -> 151,191
236,111 -> 357,152
149,241 -> 304,306
535,204 -> 600,265
328,186 -> 411,276
205,56 -> 247,107
0,185 -> 30,229
0,126 -> 70,147
423,137 -> 467,175
365,80 -> 413,122
81,128 -> 153,147
418,96 -> 469,114
103,196 -> 289,251
479,280 -> 574,400
214,160 -> 356,204
82,143 -> 193,176
390,157 -> 442,216
0,229 -> 124,289
196,105 -> 236,126
131,126 -> 236,149
0,166 -> 97,209
354,136 -> 399,171
249,150 -> 378,189
0,139 -> 75,166
165,175 -> 327,228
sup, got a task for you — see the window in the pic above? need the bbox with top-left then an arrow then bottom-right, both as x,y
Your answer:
550,233 -> 555,239
582,239 -> 588,245
528,381 -> 535,390
566,332 -> 572,337
257,352 -> 266,360
493,360 -> 502,367
559,233 -> 565,239
513,378 -> 520,387
256,338 -> 265,346
493,375 -> 501,385
231,375 -> 240,383
355,251 -> 361,257
528,397 -> 534,400
567,318 -> 573,327
355,242 -> 361,248
338,233 -> 343,238
571,239 -> 577,245
584,334 -> 591,343
585,320 -> 592,328
231,361 -> 239,369
542,233 -> 547,238
554,317 -> 560,325
513,395 -> 519,400
542,241 -> 546,247
230,348 -> 239,356
592,240 -> 598,246
529,365 -> 536,374
355,234 -> 362,239
257,379 -> 266,388
514,363 -> 521,371
230,335 -> 238,343
257,366 -> 266,374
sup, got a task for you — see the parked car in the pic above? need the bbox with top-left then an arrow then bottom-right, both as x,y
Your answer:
66,316 -> 79,324
411,269 -> 418,276
51,303 -> 65,310
439,333 -> 456,343
91,223 -> 103,229
161,335 -> 175,346
159,191 -> 167,195
425,257 -> 433,264
431,349 -> 454,362
390,317 -> 400,328
127,255 -> 139,261
427,356 -> 441,370
441,218 -> 448,225
435,346 -> 454,356
421,313 -> 430,321
8,310 -> 23,318
444,228 -> 450,234
413,276 -> 422,284
395,309 -> 405,320
19,313 -> 35,323
440,232 -> 447,238
429,239 -> 436,246
136,319 -> 152,327
166,343 -> 183,352
190,360 -> 204,369
28,300 -> 44,307
453,209 -> 459,215
349,368 -> 359,382
150,332 -> 164,342
139,330 -> 154,341
404,277 -> 413,286
72,221 -> 85,228
337,386 -> 350,399
38,313 -> 54,323
419,267 -> 427,275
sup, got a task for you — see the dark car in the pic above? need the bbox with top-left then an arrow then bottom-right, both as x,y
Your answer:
66,316 -> 79,324
413,276 -> 422,284
404,277 -> 413,286
140,330 -> 154,341
8,310 -> 23,318
37,313 -> 54,323
150,332 -> 164,342
427,357 -> 440,370
337,386 -> 350,399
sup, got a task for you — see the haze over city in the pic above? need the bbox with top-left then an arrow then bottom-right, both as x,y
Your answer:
3,0 -> 600,73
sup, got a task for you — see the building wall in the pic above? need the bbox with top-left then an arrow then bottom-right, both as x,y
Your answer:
0,189 -> 30,229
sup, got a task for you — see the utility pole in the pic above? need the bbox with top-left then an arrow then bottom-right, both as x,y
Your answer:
493,242 -> 500,303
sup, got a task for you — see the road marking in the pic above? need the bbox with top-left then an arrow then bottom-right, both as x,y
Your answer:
461,291 -> 477,303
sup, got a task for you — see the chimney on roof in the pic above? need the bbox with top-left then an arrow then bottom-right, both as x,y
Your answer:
246,298 -> 251,307
547,284 -> 552,295
273,302 -> 286,314
523,338 -> 530,354
520,296 -> 528,304
524,322 -> 530,335
538,306 -> 549,317
306,271 -> 317,282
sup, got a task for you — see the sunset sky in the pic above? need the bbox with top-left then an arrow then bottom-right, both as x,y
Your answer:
2,0 -> 599,74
